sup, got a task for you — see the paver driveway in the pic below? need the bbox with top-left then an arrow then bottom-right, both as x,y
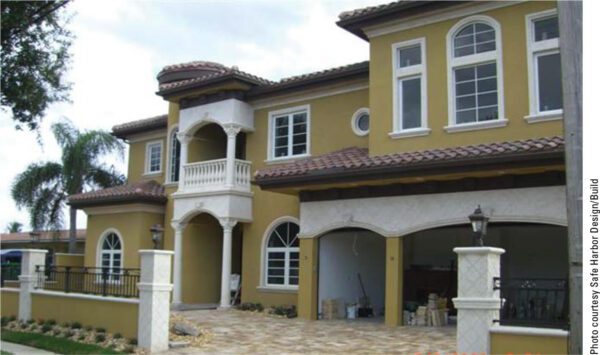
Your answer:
169,309 -> 456,354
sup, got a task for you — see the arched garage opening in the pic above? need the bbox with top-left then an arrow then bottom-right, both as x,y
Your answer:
318,228 -> 386,322
402,223 -> 567,320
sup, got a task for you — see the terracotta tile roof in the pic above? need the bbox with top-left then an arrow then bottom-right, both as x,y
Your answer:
338,0 -> 409,21
255,136 -> 565,183
68,180 -> 167,207
112,114 -> 168,139
157,60 -> 227,76
1,229 -> 86,243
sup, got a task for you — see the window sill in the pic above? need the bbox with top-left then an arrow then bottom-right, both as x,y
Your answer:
388,128 -> 431,139
444,118 -> 508,133
164,182 -> 179,188
143,171 -> 163,177
264,154 -> 311,165
524,111 -> 563,124
256,286 -> 298,294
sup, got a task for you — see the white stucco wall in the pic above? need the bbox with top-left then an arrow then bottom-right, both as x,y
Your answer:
318,230 -> 385,319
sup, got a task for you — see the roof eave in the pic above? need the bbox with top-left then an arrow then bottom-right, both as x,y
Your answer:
254,150 -> 565,190
156,73 -> 266,99
68,196 -> 167,209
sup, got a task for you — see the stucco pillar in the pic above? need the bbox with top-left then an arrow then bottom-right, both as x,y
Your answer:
298,238 -> 319,320
385,237 -> 404,327
223,124 -> 241,188
176,132 -> 193,190
219,218 -> 237,308
138,250 -> 174,353
453,247 -> 505,354
18,249 -> 47,321
170,221 -> 185,306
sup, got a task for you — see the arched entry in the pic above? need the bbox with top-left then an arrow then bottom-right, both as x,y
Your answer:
318,228 -> 386,322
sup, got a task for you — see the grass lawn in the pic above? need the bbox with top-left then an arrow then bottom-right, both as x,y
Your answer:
1,330 -> 123,354
1,351 -> 13,355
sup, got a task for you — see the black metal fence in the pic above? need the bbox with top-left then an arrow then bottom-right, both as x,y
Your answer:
494,277 -> 569,329
36,265 -> 140,298
1,264 -> 20,287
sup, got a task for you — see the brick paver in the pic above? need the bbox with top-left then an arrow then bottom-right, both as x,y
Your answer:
169,309 -> 456,354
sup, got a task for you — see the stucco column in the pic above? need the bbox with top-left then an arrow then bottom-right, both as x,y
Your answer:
170,221 -> 185,306
219,218 -> 237,308
18,249 -> 47,321
385,237 -> 404,327
298,237 -> 319,320
223,124 -> 241,188
137,250 -> 174,353
176,132 -> 193,190
453,247 -> 505,354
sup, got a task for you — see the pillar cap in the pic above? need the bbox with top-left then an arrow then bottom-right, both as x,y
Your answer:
139,250 -> 174,256
453,246 -> 505,255
17,249 -> 48,254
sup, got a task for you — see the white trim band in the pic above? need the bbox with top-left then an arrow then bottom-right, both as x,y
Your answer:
452,297 -> 502,310
31,289 -> 139,304
490,325 -> 569,337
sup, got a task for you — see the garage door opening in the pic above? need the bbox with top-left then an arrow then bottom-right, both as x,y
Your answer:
318,228 -> 385,323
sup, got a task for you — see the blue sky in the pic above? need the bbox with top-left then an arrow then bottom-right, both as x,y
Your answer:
0,0 -> 388,232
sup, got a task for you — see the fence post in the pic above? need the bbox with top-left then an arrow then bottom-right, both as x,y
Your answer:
137,250 -> 174,353
18,249 -> 48,322
452,247 -> 505,354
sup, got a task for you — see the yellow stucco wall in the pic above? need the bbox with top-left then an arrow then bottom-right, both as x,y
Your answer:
0,289 -> 19,317
385,237 -> 403,326
55,254 -> 84,267
368,1 -> 562,156
127,134 -> 167,184
298,238 -> 318,320
31,292 -> 138,338
84,211 -> 163,269
490,332 -> 568,354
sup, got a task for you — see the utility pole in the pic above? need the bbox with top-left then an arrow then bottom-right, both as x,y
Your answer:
558,2 -> 582,354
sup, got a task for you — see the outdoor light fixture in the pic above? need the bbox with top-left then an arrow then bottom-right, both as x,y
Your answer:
150,224 -> 164,250
468,205 -> 489,246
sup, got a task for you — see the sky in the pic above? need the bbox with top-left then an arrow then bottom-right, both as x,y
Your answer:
0,0 -> 390,232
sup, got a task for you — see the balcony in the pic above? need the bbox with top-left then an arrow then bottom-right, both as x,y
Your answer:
180,159 -> 251,193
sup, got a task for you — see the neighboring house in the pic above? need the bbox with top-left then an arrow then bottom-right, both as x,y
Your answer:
0,230 -> 86,265
69,0 -> 568,327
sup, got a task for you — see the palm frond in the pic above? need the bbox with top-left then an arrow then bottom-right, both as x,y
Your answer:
29,186 -> 65,231
86,165 -> 126,189
77,130 -> 125,162
11,162 -> 63,208
51,120 -> 79,150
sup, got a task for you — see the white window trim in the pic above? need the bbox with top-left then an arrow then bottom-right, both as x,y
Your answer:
445,15 -> 506,131
525,8 -> 563,123
351,107 -> 370,136
258,216 -> 300,291
95,228 -> 124,271
266,104 -> 311,162
165,125 -> 180,184
144,140 -> 163,175
390,37 -> 429,138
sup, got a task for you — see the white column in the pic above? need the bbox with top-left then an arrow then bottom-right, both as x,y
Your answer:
138,250 -> 174,353
176,132 -> 193,191
18,249 -> 47,321
219,218 -> 237,308
170,221 -> 185,306
453,247 -> 505,354
223,124 -> 241,188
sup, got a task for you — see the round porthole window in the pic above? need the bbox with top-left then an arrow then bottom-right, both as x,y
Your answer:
351,108 -> 370,136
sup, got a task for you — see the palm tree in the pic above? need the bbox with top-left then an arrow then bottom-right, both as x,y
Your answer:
11,120 -> 125,253
5,221 -> 23,233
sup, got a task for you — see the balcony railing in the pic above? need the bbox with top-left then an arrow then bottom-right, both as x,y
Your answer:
1,264 -> 20,287
494,277 -> 569,329
181,158 -> 251,192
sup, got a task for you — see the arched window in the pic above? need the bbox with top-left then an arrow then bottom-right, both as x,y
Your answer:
265,221 -> 300,287
446,16 -> 505,131
99,232 -> 122,274
168,127 -> 181,182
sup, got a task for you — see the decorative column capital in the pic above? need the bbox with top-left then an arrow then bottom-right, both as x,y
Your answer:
219,218 -> 238,231
170,220 -> 185,232
176,132 -> 193,145
223,124 -> 242,137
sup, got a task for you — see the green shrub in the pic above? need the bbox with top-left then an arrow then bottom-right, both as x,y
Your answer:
78,334 -> 86,341
113,332 -> 122,339
44,319 -> 56,326
124,345 -> 135,353
27,319 -> 35,324
1,316 -> 8,327
37,319 -> 45,325
20,322 -> 29,329
8,315 -> 16,322
269,305 -> 297,318
128,338 -> 137,345
41,324 -> 52,333
95,333 -> 106,343
238,302 -> 264,312
71,321 -> 82,329
95,327 -> 106,333
84,325 -> 93,331
64,330 -> 75,338
61,322 -> 70,328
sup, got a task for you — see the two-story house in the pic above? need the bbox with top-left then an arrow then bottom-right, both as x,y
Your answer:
69,0 -> 567,327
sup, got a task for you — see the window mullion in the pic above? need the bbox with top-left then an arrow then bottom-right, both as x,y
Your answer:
284,250 -> 290,286
287,114 -> 293,157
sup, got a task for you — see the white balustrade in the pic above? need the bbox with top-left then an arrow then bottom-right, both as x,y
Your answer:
181,158 -> 251,192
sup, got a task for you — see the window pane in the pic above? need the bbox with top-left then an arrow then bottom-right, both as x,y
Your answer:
357,114 -> 369,131
268,260 -> 285,268
454,22 -> 495,57
275,116 -> 288,127
268,268 -> 285,276
293,134 -> 306,145
289,277 -> 299,285
537,53 -> 563,112
478,107 -> 498,121
274,147 -> 287,157
275,127 -> 287,136
455,67 -> 475,82
268,277 -> 284,285
398,45 -> 421,67
477,78 -> 497,93
293,113 -> 306,124
456,109 -> 476,124
534,16 -> 559,41
456,81 -> 475,96
401,77 -> 421,129
170,130 -> 181,182
275,137 -> 287,148
454,63 -> 498,124
477,92 -> 497,107
457,95 -> 476,110
476,63 -> 496,78
292,145 -> 306,155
